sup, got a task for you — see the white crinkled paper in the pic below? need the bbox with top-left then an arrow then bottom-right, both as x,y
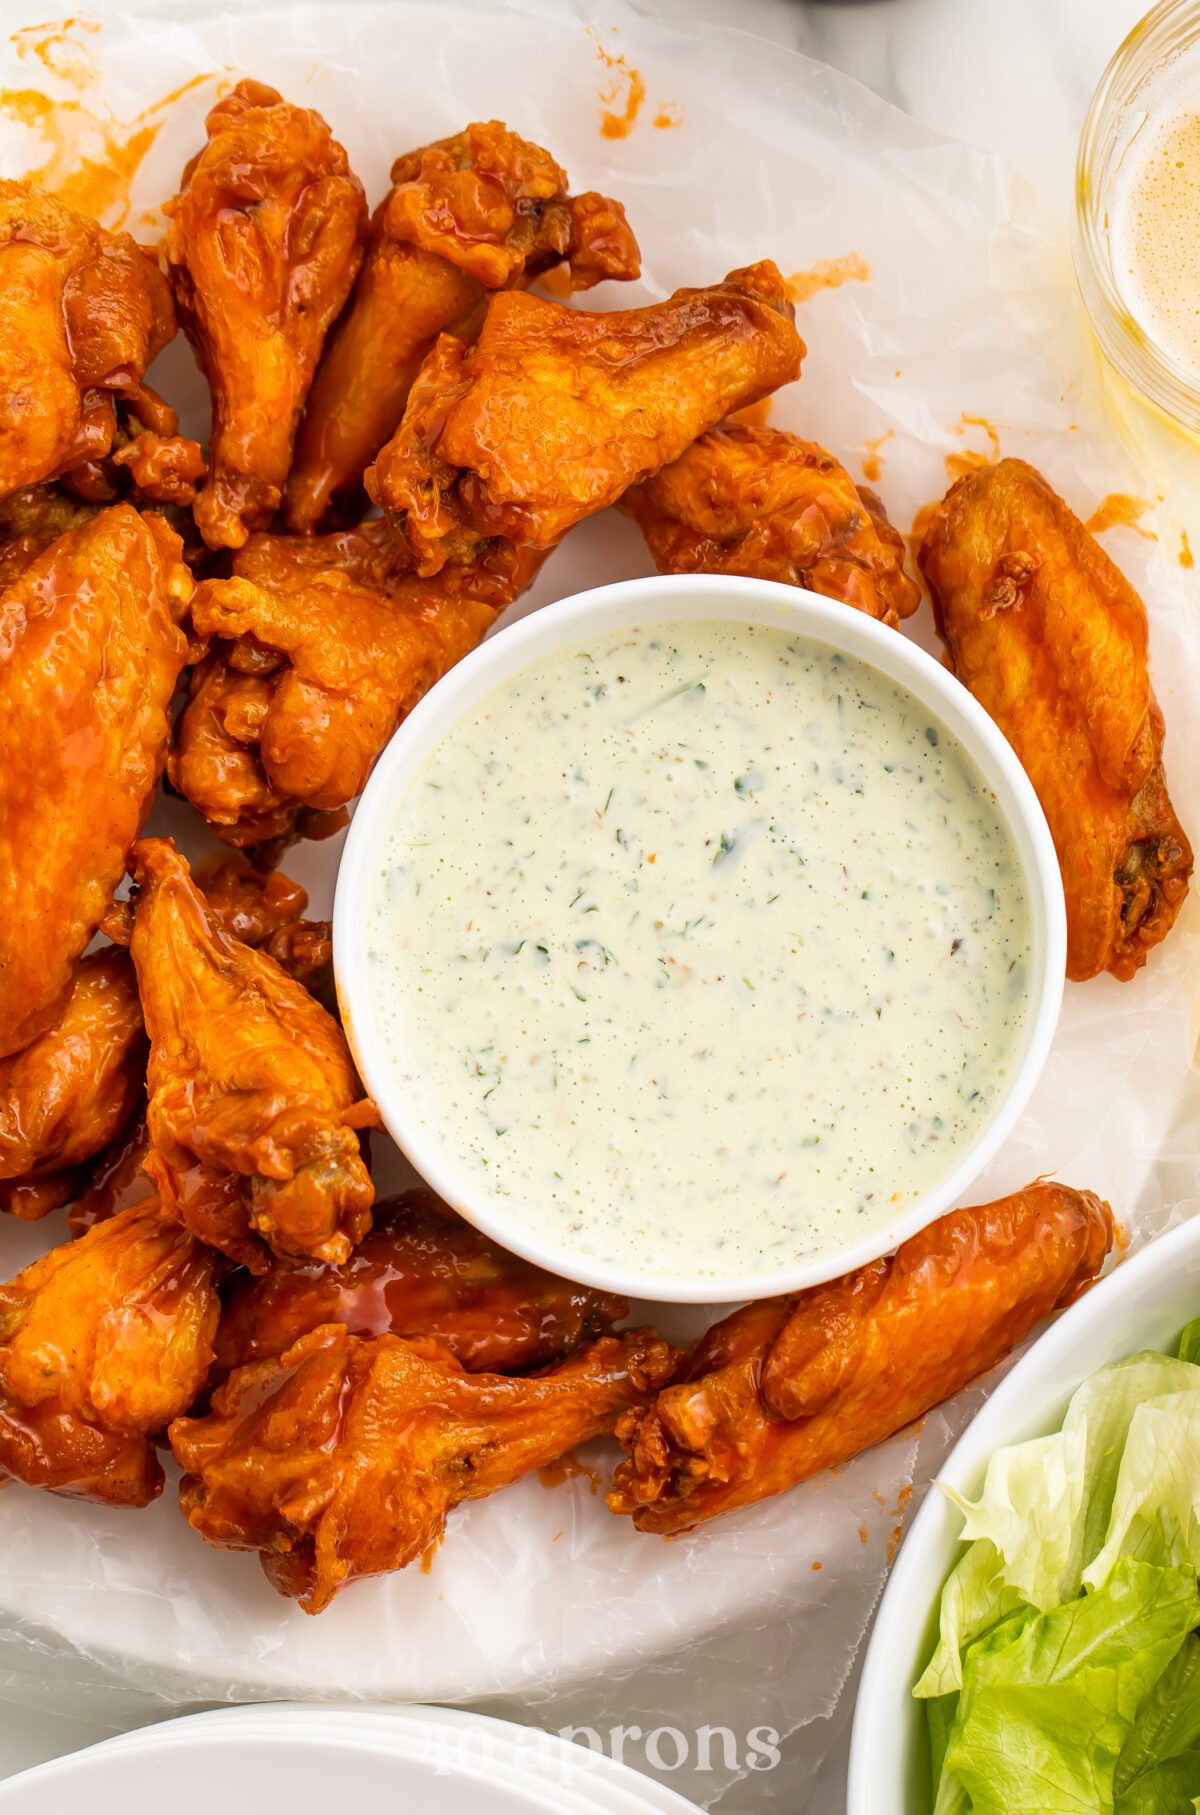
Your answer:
1,2 -> 1199,1807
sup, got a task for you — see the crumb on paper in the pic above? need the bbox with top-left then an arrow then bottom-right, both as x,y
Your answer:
1084,493 -> 1156,541
857,1520 -> 869,1545
860,428 -> 894,483
1,71 -> 218,228
811,1559 -> 822,1571
784,252 -> 869,305
1181,530 -> 1194,569
653,103 -> 682,130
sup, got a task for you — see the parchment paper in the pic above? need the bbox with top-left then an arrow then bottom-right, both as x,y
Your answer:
0,3 -> 1198,1809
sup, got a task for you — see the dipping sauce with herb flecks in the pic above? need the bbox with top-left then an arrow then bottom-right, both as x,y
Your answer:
365,619 -> 1032,1281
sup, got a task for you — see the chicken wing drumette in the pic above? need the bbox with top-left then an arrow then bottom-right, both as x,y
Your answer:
0,1199 -> 220,1506
165,79 -> 368,549
287,120 -> 641,532
172,1322 -> 679,1610
609,1184 -> 1112,1534
0,950 -> 145,1222
130,838 -> 376,1269
622,424 -> 919,625
366,261 -> 804,573
919,459 -> 1192,980
0,181 -> 175,500
0,505 -> 192,1058
214,1188 -> 627,1379
169,562 -> 496,848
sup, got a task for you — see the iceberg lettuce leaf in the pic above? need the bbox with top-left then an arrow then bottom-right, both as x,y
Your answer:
942,1559 -> 1199,1815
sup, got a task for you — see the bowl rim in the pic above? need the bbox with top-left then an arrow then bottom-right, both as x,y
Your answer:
334,572 -> 1066,1305
846,1212 -> 1200,1815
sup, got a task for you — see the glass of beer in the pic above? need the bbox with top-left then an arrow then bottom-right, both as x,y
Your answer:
1076,0 -> 1200,434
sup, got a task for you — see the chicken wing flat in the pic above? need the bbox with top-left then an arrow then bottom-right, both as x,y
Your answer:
0,181 -> 175,500
0,1199 -> 220,1506
170,568 -> 495,845
165,79 -> 367,549
609,1184 -> 1112,1535
366,261 -> 805,574
0,505 -> 192,1058
130,838 -> 376,1267
286,120 -> 641,533
214,1187 -> 627,1380
622,425 -> 919,625
919,459 -> 1192,981
0,950 -> 145,1221
236,513 -> 542,613
172,1322 -> 679,1610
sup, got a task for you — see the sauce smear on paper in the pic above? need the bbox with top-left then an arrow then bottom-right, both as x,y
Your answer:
1084,493 -> 1155,540
587,30 -> 646,139
1,72 -> 216,226
785,253 -> 869,304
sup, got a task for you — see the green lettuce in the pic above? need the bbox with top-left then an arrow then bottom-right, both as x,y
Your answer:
942,1559 -> 1199,1814
914,1538 -> 1027,1698
1116,1634 -> 1200,1805
1084,1392 -> 1200,1589
938,1427 -> 1088,1611
916,1336 -> 1200,1813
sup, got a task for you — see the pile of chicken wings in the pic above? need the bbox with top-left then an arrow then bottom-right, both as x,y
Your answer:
0,77 -> 1187,1611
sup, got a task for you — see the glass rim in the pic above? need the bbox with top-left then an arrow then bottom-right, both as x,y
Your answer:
1074,0 -> 1200,429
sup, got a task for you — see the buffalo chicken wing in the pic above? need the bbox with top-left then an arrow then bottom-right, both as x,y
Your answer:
170,567 -> 495,846
919,459 -> 1192,980
623,424 -> 919,625
286,120 -> 640,532
214,1187 -> 627,1379
0,505 -> 192,1057
165,80 -> 367,549
0,180 -> 175,500
609,1184 -> 1113,1533
130,838 -> 375,1267
172,1323 -> 679,1610
0,1200 -> 220,1505
0,950 -> 145,1221
366,261 -> 804,573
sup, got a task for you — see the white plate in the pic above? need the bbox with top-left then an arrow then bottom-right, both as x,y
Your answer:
846,1213 -> 1200,1815
0,1705 -> 701,1813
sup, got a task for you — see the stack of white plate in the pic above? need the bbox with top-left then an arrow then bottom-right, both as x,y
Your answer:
0,1703 -> 703,1813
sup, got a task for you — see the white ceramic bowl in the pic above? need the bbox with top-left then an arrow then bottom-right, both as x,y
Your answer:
0,1704 -> 701,1813
847,1214 -> 1200,1815
335,574 -> 1066,1303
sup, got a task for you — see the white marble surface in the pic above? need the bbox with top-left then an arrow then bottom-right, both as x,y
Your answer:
0,0 -> 1160,1809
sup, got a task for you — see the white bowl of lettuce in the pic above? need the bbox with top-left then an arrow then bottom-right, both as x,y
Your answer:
847,1214 -> 1200,1815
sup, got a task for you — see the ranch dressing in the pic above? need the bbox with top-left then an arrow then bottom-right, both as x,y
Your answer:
366,620 -> 1031,1281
